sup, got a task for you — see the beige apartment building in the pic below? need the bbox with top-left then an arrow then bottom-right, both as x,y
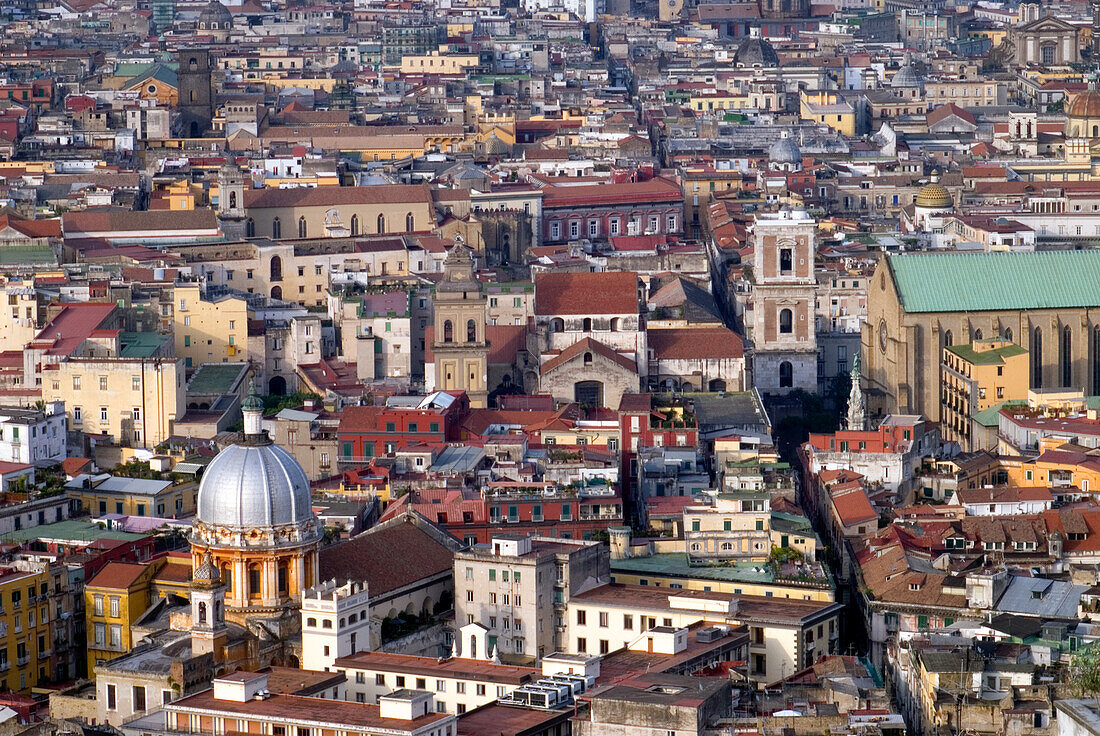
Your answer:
567,584 -> 843,686
485,282 -> 534,327
924,80 -> 1005,107
0,280 -> 43,353
453,535 -> 608,663
335,645 -> 537,713
242,185 -> 435,241
174,238 -> 413,306
172,283 -> 249,371
683,493 -> 772,563
42,358 -> 185,448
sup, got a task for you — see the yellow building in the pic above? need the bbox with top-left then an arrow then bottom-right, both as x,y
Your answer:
0,568 -> 50,692
690,93 -> 749,113
398,49 -> 479,75
85,562 -> 159,676
173,283 -> 249,370
941,339 -> 1028,451
242,184 -> 435,241
799,91 -> 857,136
42,357 -> 185,449
67,475 -> 198,519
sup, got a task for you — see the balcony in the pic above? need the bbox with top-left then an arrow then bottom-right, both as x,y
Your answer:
38,648 -> 51,659
17,656 -> 29,667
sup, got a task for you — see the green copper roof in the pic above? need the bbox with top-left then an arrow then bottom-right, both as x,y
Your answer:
945,341 -> 1027,366
890,251 -> 1100,313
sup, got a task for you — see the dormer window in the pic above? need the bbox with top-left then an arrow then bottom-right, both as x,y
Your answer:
909,582 -> 922,591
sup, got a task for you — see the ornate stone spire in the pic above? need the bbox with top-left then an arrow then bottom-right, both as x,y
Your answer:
847,354 -> 866,432
241,378 -> 264,439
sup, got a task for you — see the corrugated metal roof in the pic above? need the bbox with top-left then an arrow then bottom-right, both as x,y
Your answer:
890,251 -> 1100,313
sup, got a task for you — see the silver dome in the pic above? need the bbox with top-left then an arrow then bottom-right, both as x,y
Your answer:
196,442 -> 314,532
769,136 -> 801,164
890,64 -> 924,88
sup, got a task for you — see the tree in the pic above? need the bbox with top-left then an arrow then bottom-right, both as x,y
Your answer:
1069,647 -> 1100,708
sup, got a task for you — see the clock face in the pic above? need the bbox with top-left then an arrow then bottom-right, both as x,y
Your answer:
879,319 -> 888,353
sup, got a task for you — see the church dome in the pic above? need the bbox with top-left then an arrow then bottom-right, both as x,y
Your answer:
890,63 -> 924,88
735,37 -> 779,67
769,135 -> 801,165
915,181 -> 953,209
195,442 -> 317,541
198,0 -> 232,29
1067,88 -> 1100,119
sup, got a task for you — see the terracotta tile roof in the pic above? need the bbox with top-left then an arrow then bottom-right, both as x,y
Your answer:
243,184 -> 432,210
540,337 -> 637,375
334,651 -> 537,684
539,177 -> 682,209
647,327 -> 743,360
34,302 -> 116,357
86,561 -> 149,590
534,271 -> 638,316
830,487 -> 877,527
338,405 -> 384,433
485,323 -> 529,364
319,516 -> 458,596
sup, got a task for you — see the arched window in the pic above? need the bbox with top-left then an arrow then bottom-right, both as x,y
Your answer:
466,319 -> 476,342
189,57 -> 198,70
1004,327 -> 1013,343
721,542 -> 733,551
406,212 -> 415,232
550,318 -> 564,332
351,214 -> 359,236
582,317 -> 592,331
198,601 -> 207,624
270,255 -> 282,282
222,566 -> 232,592
228,191 -> 237,210
943,330 -> 952,347
610,318 -> 620,332
245,218 -> 254,237
307,617 -> 316,627
1032,327 -> 1043,388
272,217 -> 281,239
974,328 -> 983,340
377,214 -> 386,234
779,248 -> 792,274
779,308 -> 793,334
277,562 -> 288,595
583,352 -> 593,366
779,361 -> 793,388
469,635 -> 478,659
690,543 -> 701,552
1062,324 -> 1072,387
322,619 -> 333,629
298,216 -> 307,239
443,320 -> 453,343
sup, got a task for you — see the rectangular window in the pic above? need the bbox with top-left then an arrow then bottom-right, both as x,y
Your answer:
107,684 -> 116,710
109,597 -> 119,617
99,376 -> 108,391
133,686 -> 146,712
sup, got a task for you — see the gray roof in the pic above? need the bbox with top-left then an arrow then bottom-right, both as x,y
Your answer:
996,575 -> 1087,620
197,442 -> 315,530
65,475 -> 172,495
274,408 -> 319,422
430,446 -> 486,473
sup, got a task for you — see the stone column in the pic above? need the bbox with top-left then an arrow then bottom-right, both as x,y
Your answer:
234,559 -> 247,608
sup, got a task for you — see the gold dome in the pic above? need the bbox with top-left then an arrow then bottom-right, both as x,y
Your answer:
915,182 -> 953,209
1067,89 -> 1100,119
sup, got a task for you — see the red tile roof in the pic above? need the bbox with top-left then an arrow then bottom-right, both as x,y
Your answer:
34,302 -> 116,357
540,177 -> 682,209
647,327 -> 743,360
86,561 -> 149,590
540,337 -> 637,375
534,271 -> 638,316
244,184 -> 432,209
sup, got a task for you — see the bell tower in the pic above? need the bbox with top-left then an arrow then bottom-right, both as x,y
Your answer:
191,551 -> 227,663
749,209 -> 818,395
177,48 -> 214,138
432,243 -> 489,407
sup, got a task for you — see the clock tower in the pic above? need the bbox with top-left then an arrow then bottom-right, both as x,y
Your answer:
432,244 -> 489,407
